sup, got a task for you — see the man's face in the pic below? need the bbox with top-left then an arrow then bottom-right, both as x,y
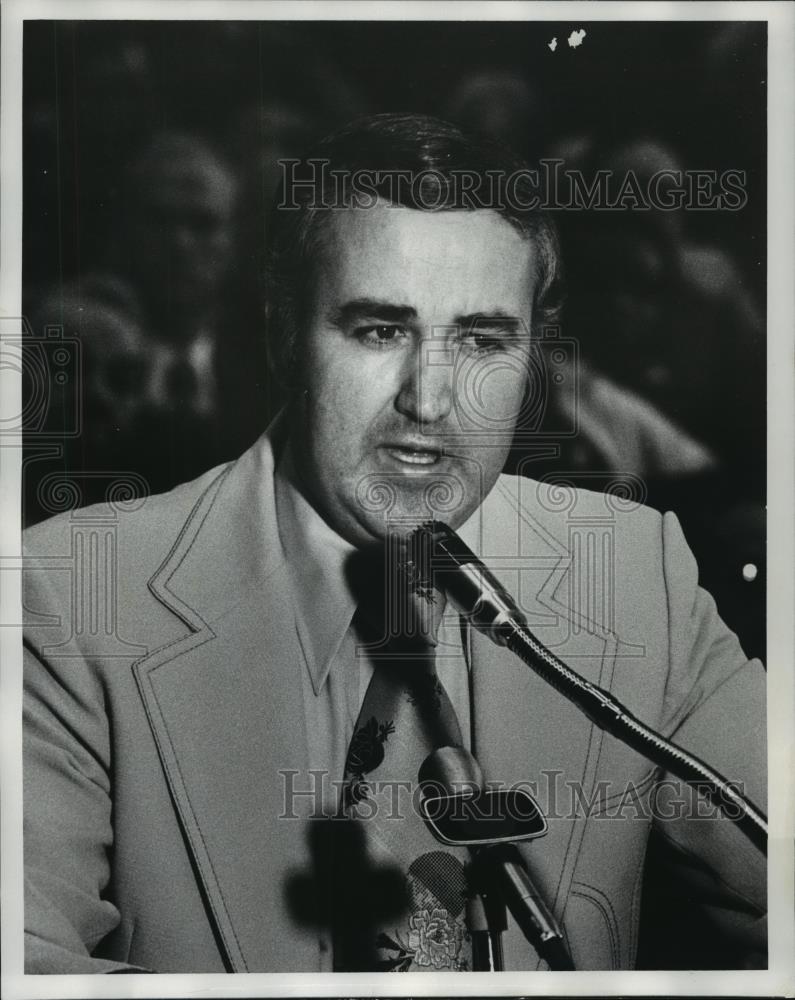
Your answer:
291,204 -> 537,548
130,151 -> 236,322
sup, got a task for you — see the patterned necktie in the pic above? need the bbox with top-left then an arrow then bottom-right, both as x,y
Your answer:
334,550 -> 473,972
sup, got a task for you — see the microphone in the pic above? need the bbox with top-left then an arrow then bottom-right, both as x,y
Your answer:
403,518 -> 526,646
417,747 -> 547,847
419,746 -> 573,971
474,843 -> 575,972
404,521 -> 768,856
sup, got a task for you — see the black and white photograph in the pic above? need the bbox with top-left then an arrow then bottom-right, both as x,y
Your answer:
1,0 -> 793,995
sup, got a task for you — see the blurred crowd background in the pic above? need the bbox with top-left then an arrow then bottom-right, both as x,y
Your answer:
22,20 -> 766,665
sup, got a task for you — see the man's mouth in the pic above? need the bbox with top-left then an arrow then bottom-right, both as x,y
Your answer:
383,444 -> 444,466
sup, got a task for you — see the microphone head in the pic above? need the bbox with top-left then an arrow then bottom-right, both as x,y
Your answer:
401,521 -> 441,604
417,746 -> 548,849
404,521 -> 528,645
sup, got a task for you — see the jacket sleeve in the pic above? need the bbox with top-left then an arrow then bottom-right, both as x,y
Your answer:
649,510 -> 767,965
23,567 -> 151,974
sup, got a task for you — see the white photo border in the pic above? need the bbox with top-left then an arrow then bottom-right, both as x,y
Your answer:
2,2 -> 793,997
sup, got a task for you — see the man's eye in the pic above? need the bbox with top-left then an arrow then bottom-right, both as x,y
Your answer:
357,324 -> 407,347
468,332 -> 506,354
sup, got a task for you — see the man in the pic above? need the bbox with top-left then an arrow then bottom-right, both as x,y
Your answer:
22,113 -> 766,973
24,131 -> 241,527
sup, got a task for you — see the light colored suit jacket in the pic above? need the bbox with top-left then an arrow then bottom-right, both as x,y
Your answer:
22,429 -> 766,973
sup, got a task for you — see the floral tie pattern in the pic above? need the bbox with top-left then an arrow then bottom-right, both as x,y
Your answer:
339,651 -> 472,970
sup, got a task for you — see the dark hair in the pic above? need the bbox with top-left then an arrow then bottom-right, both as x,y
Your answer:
265,112 -> 562,387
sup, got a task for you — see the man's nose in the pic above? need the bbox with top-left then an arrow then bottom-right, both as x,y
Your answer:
394,340 -> 455,425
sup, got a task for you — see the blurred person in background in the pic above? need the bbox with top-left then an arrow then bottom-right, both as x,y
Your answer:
223,99 -> 329,427
25,130 -> 240,514
23,285 -> 153,525
556,137 -> 764,478
548,136 -> 765,659
222,36 -> 365,430
118,130 -> 237,352
445,96 -> 766,662
444,87 -> 720,484
23,24 -> 158,292
445,69 -> 542,160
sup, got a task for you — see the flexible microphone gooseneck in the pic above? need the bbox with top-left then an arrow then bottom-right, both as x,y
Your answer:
404,521 -> 768,856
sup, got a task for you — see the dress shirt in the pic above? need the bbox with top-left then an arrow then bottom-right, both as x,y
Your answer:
273,443 -> 472,806
273,444 -> 473,968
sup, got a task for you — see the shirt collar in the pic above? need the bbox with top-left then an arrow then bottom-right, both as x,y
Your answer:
273,438 -> 487,695
274,444 -> 358,695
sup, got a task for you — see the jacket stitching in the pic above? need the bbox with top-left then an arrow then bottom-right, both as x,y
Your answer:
554,715 -> 598,906
147,675 -> 247,970
147,466 -> 232,628
162,469 -> 230,589
132,643 -> 246,971
660,512 -> 676,722
588,767 -> 657,815
629,845 -> 648,964
571,880 -> 621,969
133,626 -> 217,676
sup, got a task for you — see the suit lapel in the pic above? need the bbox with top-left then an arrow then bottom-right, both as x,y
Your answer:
132,445 -> 622,972
133,433 -> 319,972
462,476 -> 618,968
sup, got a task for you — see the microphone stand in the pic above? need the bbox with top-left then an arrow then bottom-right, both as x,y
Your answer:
466,881 -> 506,971
406,522 -> 769,857
469,844 -> 574,971
419,746 -> 574,971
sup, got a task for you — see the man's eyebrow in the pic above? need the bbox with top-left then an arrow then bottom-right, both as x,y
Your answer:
328,299 -> 418,326
454,311 -> 526,332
